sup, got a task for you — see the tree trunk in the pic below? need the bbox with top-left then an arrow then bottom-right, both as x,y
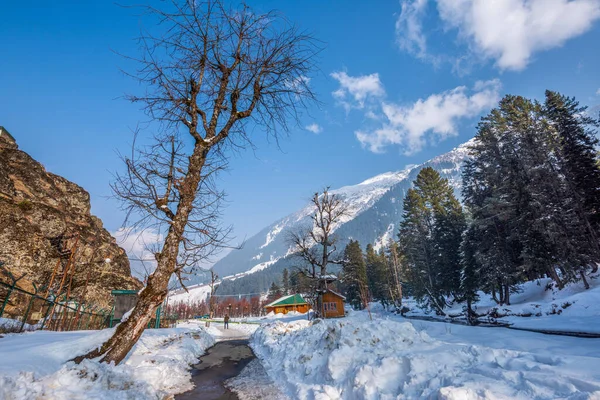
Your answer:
504,284 -> 510,306
74,145 -> 208,365
548,266 -> 564,290
580,270 -> 590,290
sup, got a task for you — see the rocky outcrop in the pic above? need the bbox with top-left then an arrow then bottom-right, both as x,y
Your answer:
0,127 -> 141,308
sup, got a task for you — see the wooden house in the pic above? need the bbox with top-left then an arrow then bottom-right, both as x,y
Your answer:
264,294 -> 309,314
322,289 -> 346,318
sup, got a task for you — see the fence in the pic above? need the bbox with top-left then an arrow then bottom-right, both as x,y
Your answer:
0,280 -> 111,333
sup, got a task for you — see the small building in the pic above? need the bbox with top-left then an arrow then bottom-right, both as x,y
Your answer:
322,289 -> 346,318
264,294 -> 309,314
109,289 -> 139,327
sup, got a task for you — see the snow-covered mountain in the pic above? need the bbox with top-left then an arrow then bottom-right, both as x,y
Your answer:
212,139 -> 473,293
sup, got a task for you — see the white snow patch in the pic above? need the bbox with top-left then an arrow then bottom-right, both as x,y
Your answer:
169,282 -> 214,305
373,223 -> 394,252
260,223 -> 285,249
247,257 -> 280,275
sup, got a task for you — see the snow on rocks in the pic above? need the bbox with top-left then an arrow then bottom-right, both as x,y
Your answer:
251,313 -> 600,399
0,327 -> 215,399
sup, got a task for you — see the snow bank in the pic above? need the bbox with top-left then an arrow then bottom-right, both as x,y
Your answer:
0,317 -> 40,333
251,313 -> 600,399
405,273 -> 600,334
0,327 -> 215,399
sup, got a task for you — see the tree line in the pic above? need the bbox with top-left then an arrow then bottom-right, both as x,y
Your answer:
340,91 -> 600,322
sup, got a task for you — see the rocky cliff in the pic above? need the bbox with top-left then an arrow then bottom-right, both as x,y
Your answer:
0,127 -> 141,307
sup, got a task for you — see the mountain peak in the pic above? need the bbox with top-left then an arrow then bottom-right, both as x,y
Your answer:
209,138 -> 473,288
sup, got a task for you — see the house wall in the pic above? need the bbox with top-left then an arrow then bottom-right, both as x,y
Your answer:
322,292 -> 345,318
265,303 -> 309,315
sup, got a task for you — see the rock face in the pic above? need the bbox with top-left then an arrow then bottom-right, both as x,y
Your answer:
0,127 -> 141,308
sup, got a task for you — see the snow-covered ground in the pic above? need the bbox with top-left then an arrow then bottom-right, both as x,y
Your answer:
251,310 -> 600,399
178,319 -> 259,339
168,282 -> 214,304
0,326 -> 214,399
405,273 -> 600,334
0,317 -> 39,333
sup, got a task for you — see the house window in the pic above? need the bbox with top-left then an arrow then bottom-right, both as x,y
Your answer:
330,302 -> 337,310
324,303 -> 329,311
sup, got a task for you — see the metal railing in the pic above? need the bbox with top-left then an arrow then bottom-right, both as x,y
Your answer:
0,280 -> 111,333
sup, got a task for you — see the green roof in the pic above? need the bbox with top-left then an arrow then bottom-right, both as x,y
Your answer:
264,294 -> 307,308
111,289 -> 139,295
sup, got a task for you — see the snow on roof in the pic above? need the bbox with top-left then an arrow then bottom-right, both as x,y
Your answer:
264,293 -> 307,308
327,289 -> 346,300
318,274 -> 338,281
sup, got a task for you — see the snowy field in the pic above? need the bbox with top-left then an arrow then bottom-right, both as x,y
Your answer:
251,311 -> 600,399
404,273 -> 600,334
178,319 -> 259,339
2,275 -> 600,399
0,326 -> 214,399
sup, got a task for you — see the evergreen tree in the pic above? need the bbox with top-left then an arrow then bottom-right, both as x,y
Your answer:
384,239 -> 404,308
462,93 -> 600,299
282,268 -> 290,295
399,167 -> 464,314
544,90 -> 600,275
267,282 -> 282,303
432,189 -> 466,300
365,244 -> 389,307
461,122 -> 522,304
460,224 -> 480,324
341,240 -> 368,309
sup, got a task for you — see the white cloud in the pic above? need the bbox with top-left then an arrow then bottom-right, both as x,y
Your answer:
356,79 -> 501,153
331,71 -> 385,110
396,0 -> 600,71
305,123 -> 323,134
396,0 -> 430,60
112,227 -> 163,280
597,88 -> 600,95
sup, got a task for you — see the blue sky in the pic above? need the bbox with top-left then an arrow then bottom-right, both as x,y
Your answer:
2,0 -> 600,266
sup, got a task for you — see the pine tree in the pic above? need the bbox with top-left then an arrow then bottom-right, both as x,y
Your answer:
460,224 -> 480,324
384,239 -> 404,308
544,90 -> 600,275
462,93 -> 600,298
267,282 -> 282,303
399,167 -> 464,314
433,190 -> 466,301
282,268 -> 290,295
365,244 -> 389,307
341,240 -> 368,309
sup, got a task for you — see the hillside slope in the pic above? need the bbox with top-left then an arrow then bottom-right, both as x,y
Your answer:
0,127 -> 141,308
212,139 -> 472,295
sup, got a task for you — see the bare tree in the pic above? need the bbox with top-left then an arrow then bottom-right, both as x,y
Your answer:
75,0 -> 318,365
207,270 -> 218,325
288,188 -> 348,318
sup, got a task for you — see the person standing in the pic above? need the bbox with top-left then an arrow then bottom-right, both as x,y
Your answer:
224,313 -> 229,329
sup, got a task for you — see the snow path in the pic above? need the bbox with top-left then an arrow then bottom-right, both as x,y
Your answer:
214,326 -> 252,341
175,340 -> 255,400
174,321 -> 287,399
